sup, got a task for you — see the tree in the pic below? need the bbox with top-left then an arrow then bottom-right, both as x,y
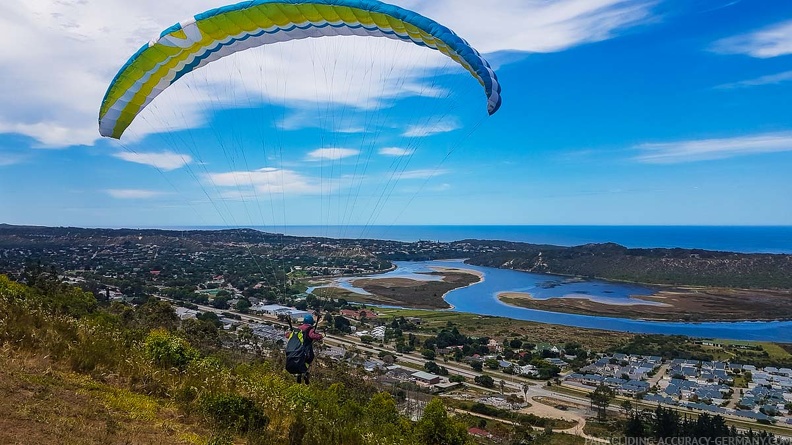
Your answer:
333,315 -> 352,333
234,298 -> 251,313
470,360 -> 483,372
197,311 -> 222,328
179,318 -> 221,353
588,384 -> 615,421
449,375 -> 466,383
653,406 -> 681,438
625,413 -> 645,437
621,400 -> 634,417
415,399 -> 470,445
211,295 -> 230,309
360,335 -> 375,344
135,299 -> 179,331
475,375 -> 495,388
421,349 -> 436,360
424,361 -> 441,375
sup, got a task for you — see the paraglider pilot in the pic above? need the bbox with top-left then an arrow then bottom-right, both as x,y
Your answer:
285,313 -> 323,384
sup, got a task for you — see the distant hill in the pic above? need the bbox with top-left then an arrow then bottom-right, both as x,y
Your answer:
1,224 -> 791,289
463,240 -> 792,289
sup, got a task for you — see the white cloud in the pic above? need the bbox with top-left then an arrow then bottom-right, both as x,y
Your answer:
403,120 -> 461,138
715,70 -> 792,89
634,132 -> 792,164
0,0 -> 658,148
106,189 -> 165,199
415,0 -> 657,54
379,147 -> 415,157
711,19 -> 792,58
306,148 -> 359,161
112,151 -> 192,171
207,167 -> 334,195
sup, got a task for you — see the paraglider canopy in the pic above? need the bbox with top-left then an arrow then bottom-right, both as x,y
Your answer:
98,0 -> 502,140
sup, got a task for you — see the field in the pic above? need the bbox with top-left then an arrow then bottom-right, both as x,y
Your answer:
613,335 -> 792,367
375,308 -> 633,351
715,340 -> 792,367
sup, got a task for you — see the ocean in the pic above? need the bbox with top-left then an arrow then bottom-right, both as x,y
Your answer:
184,225 -> 792,254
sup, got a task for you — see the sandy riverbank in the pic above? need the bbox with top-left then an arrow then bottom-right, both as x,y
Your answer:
499,287 -> 792,321
349,269 -> 481,309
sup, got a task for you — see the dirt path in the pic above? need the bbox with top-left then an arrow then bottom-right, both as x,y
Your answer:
520,396 -> 607,442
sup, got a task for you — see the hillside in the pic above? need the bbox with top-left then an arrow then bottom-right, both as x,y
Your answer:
0,274 -> 478,445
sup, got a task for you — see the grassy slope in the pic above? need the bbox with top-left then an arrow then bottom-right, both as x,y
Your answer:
0,349 -> 210,445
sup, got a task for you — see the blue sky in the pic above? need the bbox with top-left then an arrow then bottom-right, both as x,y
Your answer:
1,0 -> 791,228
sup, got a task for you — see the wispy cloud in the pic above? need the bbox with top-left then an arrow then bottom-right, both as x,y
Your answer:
379,147 -> 415,157
306,148 -> 359,161
106,189 -> 165,199
0,153 -> 24,167
276,108 -> 367,133
415,0 -> 658,54
711,19 -> 792,58
399,169 -> 450,180
634,132 -> 792,164
207,167 -> 334,195
715,70 -> 792,89
112,151 -> 192,171
403,120 -> 461,138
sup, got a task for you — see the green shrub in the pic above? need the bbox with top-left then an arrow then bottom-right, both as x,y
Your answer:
143,329 -> 199,370
199,393 -> 269,435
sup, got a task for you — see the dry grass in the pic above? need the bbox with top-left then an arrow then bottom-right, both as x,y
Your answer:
0,348 -> 210,445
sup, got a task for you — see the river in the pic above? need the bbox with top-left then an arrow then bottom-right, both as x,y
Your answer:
312,260 -> 792,342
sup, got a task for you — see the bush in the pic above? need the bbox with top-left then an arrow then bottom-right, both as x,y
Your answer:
143,329 -> 199,370
199,393 -> 269,435
475,375 -> 495,388
449,375 -> 466,383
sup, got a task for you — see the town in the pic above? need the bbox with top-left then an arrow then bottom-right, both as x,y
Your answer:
168,288 -> 792,439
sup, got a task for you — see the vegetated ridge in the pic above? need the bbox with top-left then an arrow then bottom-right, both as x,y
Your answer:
1,224 -> 791,290
463,241 -> 792,289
